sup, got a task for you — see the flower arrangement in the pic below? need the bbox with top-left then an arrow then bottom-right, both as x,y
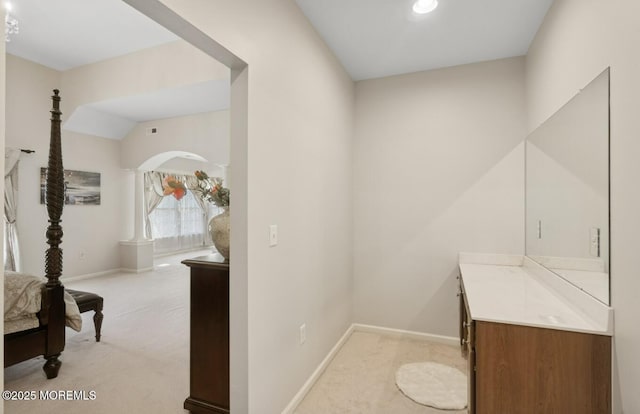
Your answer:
162,175 -> 187,200
193,170 -> 230,207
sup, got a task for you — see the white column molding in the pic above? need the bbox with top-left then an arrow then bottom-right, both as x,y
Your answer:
134,168 -> 147,241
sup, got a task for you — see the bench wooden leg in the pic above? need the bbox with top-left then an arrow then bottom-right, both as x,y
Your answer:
93,309 -> 103,342
66,290 -> 104,342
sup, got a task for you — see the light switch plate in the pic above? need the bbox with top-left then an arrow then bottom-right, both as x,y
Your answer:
537,220 -> 542,239
269,224 -> 278,247
300,323 -> 306,345
590,227 -> 600,257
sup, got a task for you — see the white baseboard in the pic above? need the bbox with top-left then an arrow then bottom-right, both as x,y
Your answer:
281,324 -> 355,414
281,323 -> 459,413
63,269 -> 120,283
352,323 -> 459,346
153,246 -> 213,259
63,266 -> 155,283
119,266 -> 154,274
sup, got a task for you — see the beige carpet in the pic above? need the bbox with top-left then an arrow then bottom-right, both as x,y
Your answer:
294,331 -> 468,414
4,249 -> 212,414
5,250 -> 468,414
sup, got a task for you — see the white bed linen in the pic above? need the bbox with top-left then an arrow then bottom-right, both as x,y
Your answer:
4,271 -> 82,334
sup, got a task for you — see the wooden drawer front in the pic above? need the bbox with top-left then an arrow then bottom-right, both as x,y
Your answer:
474,321 -> 610,414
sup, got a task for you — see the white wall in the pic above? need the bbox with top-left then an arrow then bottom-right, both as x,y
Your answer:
154,1 -> 355,412
5,55 -> 124,278
353,57 -> 526,336
525,0 -> 640,411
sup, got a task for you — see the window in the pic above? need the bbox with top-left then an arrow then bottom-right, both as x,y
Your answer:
149,189 -> 207,254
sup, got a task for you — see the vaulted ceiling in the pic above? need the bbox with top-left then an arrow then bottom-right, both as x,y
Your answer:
295,0 -> 554,80
5,0 -> 554,138
5,0 -> 229,139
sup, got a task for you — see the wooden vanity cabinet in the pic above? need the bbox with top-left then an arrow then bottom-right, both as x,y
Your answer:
458,276 -> 611,414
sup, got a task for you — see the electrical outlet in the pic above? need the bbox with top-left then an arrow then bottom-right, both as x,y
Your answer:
299,323 -> 306,345
269,224 -> 278,247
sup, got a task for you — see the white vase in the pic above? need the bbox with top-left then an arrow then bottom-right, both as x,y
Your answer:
209,207 -> 230,261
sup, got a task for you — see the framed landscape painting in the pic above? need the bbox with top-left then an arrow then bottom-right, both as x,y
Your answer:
40,168 -> 101,205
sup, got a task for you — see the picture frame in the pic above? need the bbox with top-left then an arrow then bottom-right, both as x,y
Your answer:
40,168 -> 101,205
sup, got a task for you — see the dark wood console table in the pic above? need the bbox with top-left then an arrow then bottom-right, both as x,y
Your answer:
182,254 -> 230,414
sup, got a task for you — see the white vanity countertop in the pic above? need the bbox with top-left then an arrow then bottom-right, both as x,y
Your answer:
459,255 -> 612,336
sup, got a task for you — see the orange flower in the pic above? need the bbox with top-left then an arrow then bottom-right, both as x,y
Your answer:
162,176 -> 187,200
173,187 -> 186,200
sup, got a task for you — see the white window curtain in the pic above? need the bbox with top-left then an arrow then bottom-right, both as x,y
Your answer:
144,172 -> 166,240
144,171 -> 211,254
184,175 -> 215,245
4,148 -> 21,271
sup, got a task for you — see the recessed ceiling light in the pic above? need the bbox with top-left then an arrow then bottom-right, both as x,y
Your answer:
4,2 -> 12,12
413,0 -> 438,14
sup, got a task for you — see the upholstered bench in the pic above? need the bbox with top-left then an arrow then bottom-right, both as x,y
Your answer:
66,289 -> 104,342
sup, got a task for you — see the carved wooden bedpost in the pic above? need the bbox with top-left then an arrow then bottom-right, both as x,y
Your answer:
42,89 -> 66,378
46,89 -> 64,285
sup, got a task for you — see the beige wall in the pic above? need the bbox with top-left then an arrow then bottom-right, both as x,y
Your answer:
526,0 -> 640,411
60,40 -> 228,114
353,57 -> 526,336
120,110 -> 229,170
155,1 -> 356,412
10,2 -> 635,413
5,52 -> 230,276
5,55 -> 124,278
61,41 -> 230,245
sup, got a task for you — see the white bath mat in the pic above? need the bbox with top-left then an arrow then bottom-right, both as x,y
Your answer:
395,362 -> 467,410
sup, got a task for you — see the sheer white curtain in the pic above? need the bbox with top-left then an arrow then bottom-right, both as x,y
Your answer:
184,175 -> 213,245
146,171 -> 210,254
144,172 -> 165,239
4,148 -> 21,271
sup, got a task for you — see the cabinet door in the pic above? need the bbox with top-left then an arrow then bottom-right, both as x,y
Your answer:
474,321 -> 610,414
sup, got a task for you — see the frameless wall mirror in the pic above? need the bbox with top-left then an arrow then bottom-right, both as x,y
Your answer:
526,68 -> 610,305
